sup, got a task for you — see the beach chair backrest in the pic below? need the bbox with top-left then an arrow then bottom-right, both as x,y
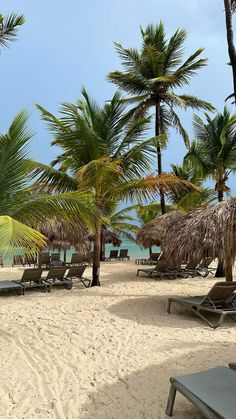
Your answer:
46,267 -> 67,280
70,253 -> 80,264
154,259 -> 168,270
199,257 -> 215,269
39,252 -> 50,264
51,253 -> 61,262
119,249 -> 128,258
203,281 -> 236,305
21,268 -> 43,283
150,252 -> 161,261
109,250 -> 118,258
66,265 -> 86,279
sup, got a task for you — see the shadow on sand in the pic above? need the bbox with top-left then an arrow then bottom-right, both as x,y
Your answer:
79,343 -> 236,419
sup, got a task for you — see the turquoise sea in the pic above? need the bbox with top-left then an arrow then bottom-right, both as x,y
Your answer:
56,241 -> 160,261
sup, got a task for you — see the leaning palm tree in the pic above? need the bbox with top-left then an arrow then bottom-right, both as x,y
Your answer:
184,108 -> 236,202
35,89 -> 196,286
108,22 -> 214,213
184,107 -> 236,275
0,13 -> 24,51
0,110 -> 96,262
169,162 -> 216,210
224,0 -> 236,102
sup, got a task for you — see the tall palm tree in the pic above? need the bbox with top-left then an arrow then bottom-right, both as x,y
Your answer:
224,0 -> 236,103
35,89 -> 195,286
184,107 -> 236,275
0,110 -> 96,262
0,13 -> 24,51
108,22 -> 214,214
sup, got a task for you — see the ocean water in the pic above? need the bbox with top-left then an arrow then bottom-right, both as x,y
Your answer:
55,241 -> 160,261
105,242 -> 160,260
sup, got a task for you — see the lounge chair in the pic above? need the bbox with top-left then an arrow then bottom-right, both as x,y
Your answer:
135,252 -> 161,265
166,363 -> 236,418
49,252 -> 64,267
45,267 -> 72,290
13,268 -> 50,293
67,253 -> 81,266
0,281 -> 23,295
167,281 -> 236,328
119,249 -> 130,260
66,266 -> 91,288
136,260 -> 181,278
183,257 -> 216,278
38,252 -> 50,268
24,254 -> 37,267
105,250 -> 119,261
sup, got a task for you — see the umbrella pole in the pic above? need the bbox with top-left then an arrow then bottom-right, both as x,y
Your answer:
63,249 -> 67,264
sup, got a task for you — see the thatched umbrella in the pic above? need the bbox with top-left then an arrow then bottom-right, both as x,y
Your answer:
162,198 -> 236,281
38,218 -> 90,262
136,210 -> 186,248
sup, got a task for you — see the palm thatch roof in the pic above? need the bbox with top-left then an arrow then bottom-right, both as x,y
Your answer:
136,210 -> 186,248
162,198 -> 236,281
38,218 -> 90,253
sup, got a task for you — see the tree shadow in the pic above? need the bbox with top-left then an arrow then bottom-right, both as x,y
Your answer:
79,343 -> 236,419
108,295 -> 236,328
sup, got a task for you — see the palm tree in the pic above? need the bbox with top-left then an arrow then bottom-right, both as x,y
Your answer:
0,13 -> 25,51
169,162 -> 216,210
35,89 -> 195,286
184,107 -> 236,275
0,110 -> 96,263
108,22 -> 214,214
224,0 -> 236,102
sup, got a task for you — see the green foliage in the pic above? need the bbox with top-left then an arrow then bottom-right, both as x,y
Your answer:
108,22 -> 214,148
0,111 -> 97,260
0,13 -> 25,51
184,107 -> 236,200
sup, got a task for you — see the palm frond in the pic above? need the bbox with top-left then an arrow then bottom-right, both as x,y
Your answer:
0,215 -> 46,264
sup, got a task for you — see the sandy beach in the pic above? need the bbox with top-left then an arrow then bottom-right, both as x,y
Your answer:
0,262 -> 235,419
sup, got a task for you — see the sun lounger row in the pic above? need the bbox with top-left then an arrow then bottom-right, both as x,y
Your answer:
105,249 -> 130,261
10,252 -> 93,269
0,266 -> 91,296
137,257 -> 216,279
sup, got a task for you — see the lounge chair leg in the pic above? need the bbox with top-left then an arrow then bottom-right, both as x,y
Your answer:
213,313 -> 226,329
166,384 -> 176,416
167,299 -> 172,314
191,308 -> 216,328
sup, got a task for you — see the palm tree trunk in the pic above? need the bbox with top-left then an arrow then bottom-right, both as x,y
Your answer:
155,104 -> 165,214
92,223 -> 101,287
100,228 -> 105,261
225,256 -> 233,281
224,0 -> 236,102
218,189 -> 224,202
215,184 -> 225,277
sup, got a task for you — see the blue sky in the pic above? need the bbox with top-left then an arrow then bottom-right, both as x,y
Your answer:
0,0 -> 234,190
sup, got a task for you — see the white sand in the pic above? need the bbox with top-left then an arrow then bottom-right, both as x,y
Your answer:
0,262 -> 235,419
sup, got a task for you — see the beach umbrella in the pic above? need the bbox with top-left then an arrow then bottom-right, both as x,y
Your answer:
136,210 -> 186,248
162,198 -> 236,281
37,218 -> 90,261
